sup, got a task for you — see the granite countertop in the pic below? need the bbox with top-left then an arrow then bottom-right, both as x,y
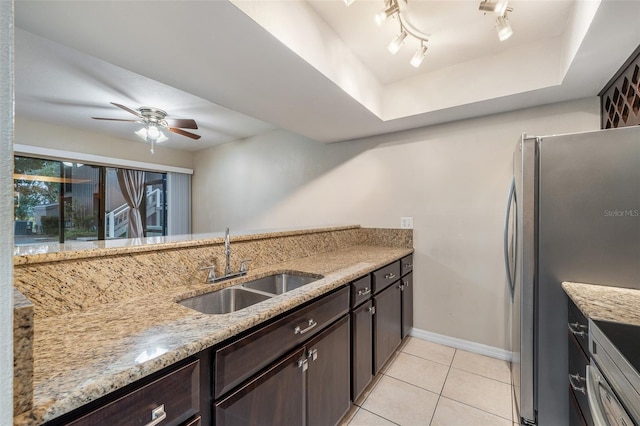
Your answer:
562,281 -> 640,326
14,244 -> 412,425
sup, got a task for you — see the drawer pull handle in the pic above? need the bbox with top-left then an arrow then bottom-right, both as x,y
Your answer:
568,322 -> 587,337
403,280 -> 410,287
569,373 -> 586,394
145,404 -> 167,426
385,273 -> 396,280
294,319 -> 317,335
368,306 -> 376,315
357,287 -> 371,296
404,263 -> 413,268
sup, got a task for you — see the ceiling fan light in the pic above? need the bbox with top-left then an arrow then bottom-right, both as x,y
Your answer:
375,2 -> 399,27
136,126 -> 168,144
156,132 -> 168,143
147,125 -> 160,140
496,15 -> 513,41
410,44 -> 428,68
135,127 -> 148,141
388,31 -> 408,55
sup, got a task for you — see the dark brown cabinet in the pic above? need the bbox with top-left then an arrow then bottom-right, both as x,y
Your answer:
62,360 -> 200,426
373,281 -> 402,374
214,287 -> 349,399
369,257 -> 414,376
351,299 -> 373,401
215,318 -> 351,426
567,298 -> 592,426
401,271 -> 413,339
215,348 -> 305,426
306,316 -> 351,426
214,286 -> 351,426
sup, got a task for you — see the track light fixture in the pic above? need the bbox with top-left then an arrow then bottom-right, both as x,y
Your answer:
388,30 -> 408,55
495,14 -> 513,41
410,42 -> 428,68
479,0 -> 514,41
478,0 -> 509,15
358,0 -> 430,67
375,2 -> 399,27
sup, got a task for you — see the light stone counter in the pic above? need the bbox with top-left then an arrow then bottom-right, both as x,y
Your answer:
562,281 -> 640,326
13,243 -> 412,425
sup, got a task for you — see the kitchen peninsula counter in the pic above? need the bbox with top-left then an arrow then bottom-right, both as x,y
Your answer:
13,226 -> 413,425
562,281 -> 640,326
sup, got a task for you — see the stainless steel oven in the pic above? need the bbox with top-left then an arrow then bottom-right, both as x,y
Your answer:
589,319 -> 640,426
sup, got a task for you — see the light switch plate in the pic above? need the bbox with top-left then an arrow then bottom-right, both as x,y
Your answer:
400,217 -> 413,229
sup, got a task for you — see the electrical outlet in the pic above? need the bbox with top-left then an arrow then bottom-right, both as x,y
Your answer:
400,217 -> 413,229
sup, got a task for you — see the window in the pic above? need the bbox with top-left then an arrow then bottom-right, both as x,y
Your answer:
13,156 -> 168,245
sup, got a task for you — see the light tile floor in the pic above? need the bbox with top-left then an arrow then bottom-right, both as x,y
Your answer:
342,337 -> 517,426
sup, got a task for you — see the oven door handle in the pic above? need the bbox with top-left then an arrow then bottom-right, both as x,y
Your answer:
587,363 -> 634,426
587,364 -> 608,426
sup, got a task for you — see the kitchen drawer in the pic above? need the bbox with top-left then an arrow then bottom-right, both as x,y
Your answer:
214,286 -> 349,399
568,298 -> 589,356
372,261 -> 400,294
67,360 -> 199,426
400,254 -> 413,276
351,275 -> 372,308
568,333 -> 592,426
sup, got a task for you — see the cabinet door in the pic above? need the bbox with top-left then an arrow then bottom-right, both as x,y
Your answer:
215,348 -> 305,426
306,316 -> 351,426
373,283 -> 402,374
401,272 -> 413,339
351,300 -> 373,402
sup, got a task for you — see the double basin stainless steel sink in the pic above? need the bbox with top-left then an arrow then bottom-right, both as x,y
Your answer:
178,272 -> 322,315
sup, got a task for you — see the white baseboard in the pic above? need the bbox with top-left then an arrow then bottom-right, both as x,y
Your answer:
409,327 -> 514,362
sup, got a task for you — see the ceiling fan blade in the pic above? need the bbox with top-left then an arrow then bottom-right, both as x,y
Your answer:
168,127 -> 201,140
165,118 -> 198,129
92,117 -> 140,123
110,102 -> 144,119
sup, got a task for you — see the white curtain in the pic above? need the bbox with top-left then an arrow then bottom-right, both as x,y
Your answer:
167,172 -> 191,235
116,169 -> 146,238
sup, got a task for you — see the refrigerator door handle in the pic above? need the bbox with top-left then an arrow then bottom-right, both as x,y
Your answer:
504,176 -> 516,301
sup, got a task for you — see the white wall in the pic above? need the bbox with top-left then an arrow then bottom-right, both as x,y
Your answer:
192,97 -> 600,350
1,0 -> 14,421
15,116 -> 194,170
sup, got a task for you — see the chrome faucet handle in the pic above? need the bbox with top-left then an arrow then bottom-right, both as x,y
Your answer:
240,259 -> 252,273
199,265 -> 216,283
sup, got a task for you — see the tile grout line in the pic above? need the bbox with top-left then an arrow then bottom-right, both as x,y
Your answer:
448,364 -> 513,385
429,348 -> 456,426
437,395 -> 515,423
357,406 -> 402,426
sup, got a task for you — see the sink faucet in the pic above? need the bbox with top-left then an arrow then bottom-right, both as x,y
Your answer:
224,227 -> 232,276
200,227 -> 251,284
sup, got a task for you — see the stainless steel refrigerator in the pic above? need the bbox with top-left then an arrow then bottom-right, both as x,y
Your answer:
505,126 -> 640,425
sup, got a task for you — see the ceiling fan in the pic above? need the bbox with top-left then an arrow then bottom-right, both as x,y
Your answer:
92,102 -> 201,140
